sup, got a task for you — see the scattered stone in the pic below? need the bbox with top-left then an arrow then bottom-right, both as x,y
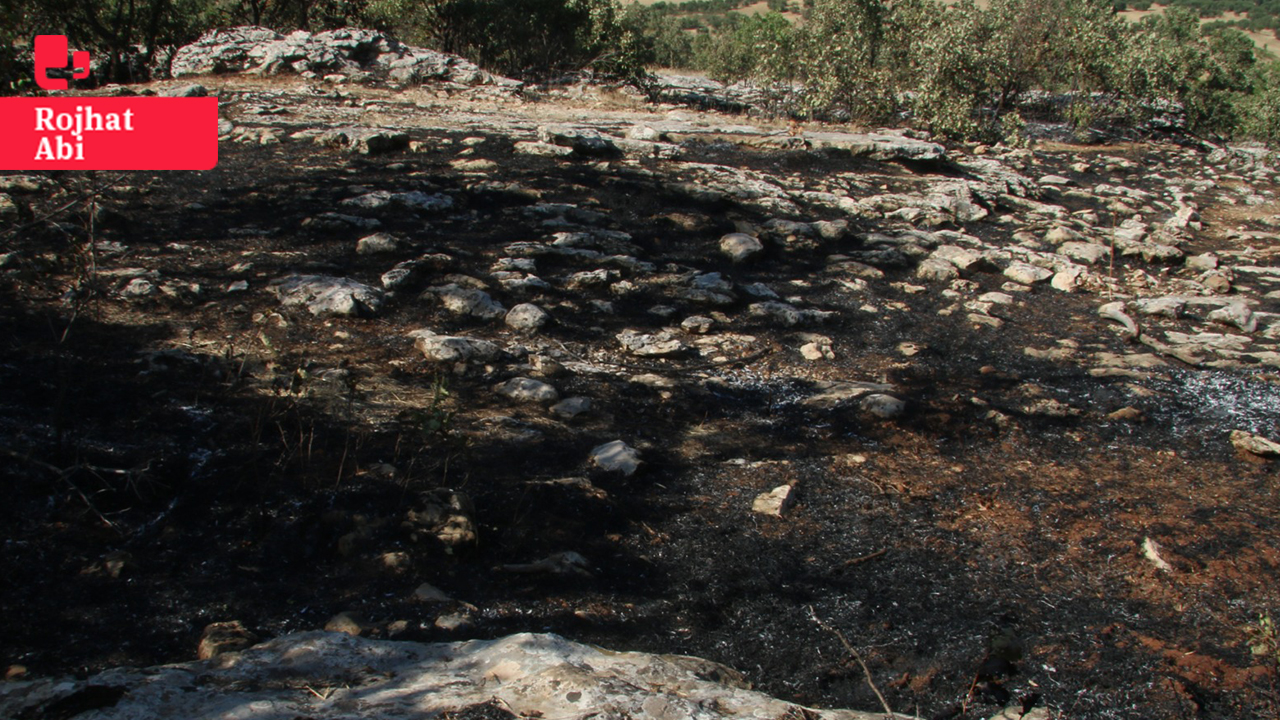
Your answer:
505,303 -> 549,332
916,257 -> 960,282
514,141 -> 574,158
429,284 -> 506,320
799,334 -> 835,361
1098,301 -> 1139,339
1142,537 -> 1174,573
748,301 -> 812,326
860,394 -> 906,419
121,277 -> 158,299
720,232 -> 764,263
1202,272 -> 1233,294
1207,303 -> 1257,334
501,551 -> 592,577
1229,429 -> 1280,457
434,612 -> 474,632
1186,253 -> 1219,272
324,612 -> 368,636
451,158 -> 498,172
1051,266 -> 1082,293
357,232 -> 400,254
590,440 -> 641,476
170,26 -> 513,90
495,377 -> 559,404
806,130 -> 946,161
1059,241 -> 1109,265
1003,262 -> 1053,285
616,329 -> 687,357
304,211 -> 381,230
317,127 -> 410,155
802,380 -> 896,409
752,484 -> 795,517
550,397 -> 592,420
931,245 -> 990,274
0,175 -> 47,193
409,329 -> 501,363
681,315 -> 716,334
1018,396 -> 1076,417
1043,225 -> 1084,245
968,312 -> 1004,328
528,477 -> 608,502
198,621 -> 258,660
380,551 -> 412,573
538,126 -> 618,157
1133,297 -> 1185,319
978,291 -> 1015,305
406,490 -> 477,549
159,83 -> 207,97
344,190 -> 453,212
989,706 -> 1053,720
1108,407 -> 1145,422
272,275 -> 384,317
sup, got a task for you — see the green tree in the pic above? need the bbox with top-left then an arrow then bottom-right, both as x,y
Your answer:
890,0 -> 1126,140
1124,9 -> 1258,137
798,0 -> 893,120
367,0 -> 642,80
703,12 -> 796,84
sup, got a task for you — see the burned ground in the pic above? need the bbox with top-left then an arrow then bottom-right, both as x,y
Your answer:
1,76 -> 1279,720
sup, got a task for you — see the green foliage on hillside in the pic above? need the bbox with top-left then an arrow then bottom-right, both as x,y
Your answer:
2,0 -> 644,87
692,0 -> 1277,143
367,0 -> 645,80
1129,0 -> 1280,35
4,0 -> 1278,145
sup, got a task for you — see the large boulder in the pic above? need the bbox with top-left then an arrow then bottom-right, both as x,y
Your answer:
168,25 -> 520,89
0,632 -> 901,720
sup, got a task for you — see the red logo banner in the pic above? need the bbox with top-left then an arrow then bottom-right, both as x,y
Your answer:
2,36 -> 220,170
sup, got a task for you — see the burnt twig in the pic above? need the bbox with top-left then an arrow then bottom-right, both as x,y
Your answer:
807,605 -> 896,719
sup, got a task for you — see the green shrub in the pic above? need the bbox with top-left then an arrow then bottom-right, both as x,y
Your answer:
798,0 -> 894,120
619,5 -> 704,70
367,0 -> 643,80
1124,9 -> 1258,137
885,0 -> 1125,139
1241,60 -> 1280,143
702,12 -> 796,83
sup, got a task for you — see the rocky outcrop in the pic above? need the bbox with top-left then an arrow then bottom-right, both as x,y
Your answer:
0,632 -> 911,720
167,26 -> 521,89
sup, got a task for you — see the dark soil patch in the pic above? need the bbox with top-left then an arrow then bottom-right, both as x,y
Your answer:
1,112 -> 1279,720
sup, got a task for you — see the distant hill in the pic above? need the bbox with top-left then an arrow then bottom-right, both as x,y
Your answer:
1120,2 -> 1280,55
625,0 -> 1280,56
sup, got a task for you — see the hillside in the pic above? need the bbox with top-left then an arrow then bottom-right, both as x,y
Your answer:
2,27 -> 1280,720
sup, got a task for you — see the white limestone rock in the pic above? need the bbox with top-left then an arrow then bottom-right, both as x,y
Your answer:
0,632 -> 907,720
720,232 -> 764,263
1003,262 -> 1053,285
495,377 -> 559,404
429,284 -> 506,320
1230,430 -> 1280,456
590,440 -> 642,476
272,275 -> 384,317
752,484 -> 795,516
409,330 -> 501,363
617,329 -> 688,357
505,303 -> 550,332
